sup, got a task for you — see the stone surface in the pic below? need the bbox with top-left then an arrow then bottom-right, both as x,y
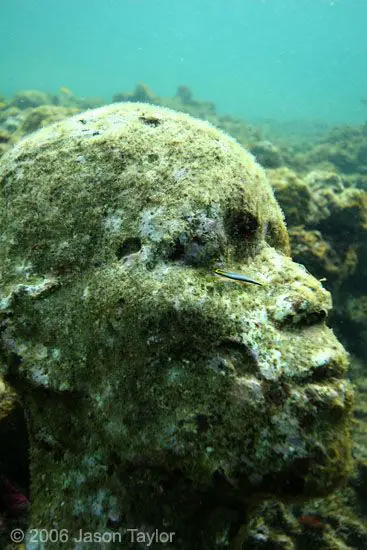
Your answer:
0,103 -> 353,549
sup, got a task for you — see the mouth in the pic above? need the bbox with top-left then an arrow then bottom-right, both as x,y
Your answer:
201,331 -> 353,494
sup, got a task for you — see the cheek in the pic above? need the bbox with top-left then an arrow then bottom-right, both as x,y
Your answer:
117,273 -> 351,492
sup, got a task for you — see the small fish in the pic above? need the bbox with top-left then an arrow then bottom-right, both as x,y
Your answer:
213,268 -> 262,286
59,86 -> 73,96
299,515 -> 327,531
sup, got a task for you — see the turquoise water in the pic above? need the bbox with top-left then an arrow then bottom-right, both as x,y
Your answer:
1,0 -> 366,123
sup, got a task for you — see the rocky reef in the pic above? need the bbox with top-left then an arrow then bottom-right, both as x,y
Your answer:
0,102 -> 354,549
267,167 -> 367,361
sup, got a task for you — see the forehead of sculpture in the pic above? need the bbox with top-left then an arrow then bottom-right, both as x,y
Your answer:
0,103 -> 288,280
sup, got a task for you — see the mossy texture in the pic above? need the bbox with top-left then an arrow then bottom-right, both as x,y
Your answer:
0,375 -> 16,422
0,103 -> 353,549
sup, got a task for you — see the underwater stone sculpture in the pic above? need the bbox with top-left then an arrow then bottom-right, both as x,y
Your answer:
0,103 -> 353,549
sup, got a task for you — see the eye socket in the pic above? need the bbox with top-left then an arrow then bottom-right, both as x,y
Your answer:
168,241 -> 185,262
224,209 -> 259,243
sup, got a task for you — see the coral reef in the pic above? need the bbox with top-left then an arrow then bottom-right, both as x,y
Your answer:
0,90 -> 104,157
0,103 -> 353,549
12,90 -> 51,110
113,81 -> 159,105
249,140 -> 284,169
112,82 -> 258,143
305,125 -> 367,181
268,167 -> 367,359
13,105 -> 79,138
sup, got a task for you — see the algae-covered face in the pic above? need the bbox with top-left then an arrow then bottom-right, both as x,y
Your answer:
0,103 -> 352,517
101,197 -> 352,500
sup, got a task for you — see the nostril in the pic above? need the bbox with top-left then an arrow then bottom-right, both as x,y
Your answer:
305,309 -> 327,325
271,295 -> 328,327
294,307 -> 328,327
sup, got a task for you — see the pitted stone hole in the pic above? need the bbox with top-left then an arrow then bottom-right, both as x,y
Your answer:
168,241 -> 185,262
115,237 -> 141,259
147,153 -> 159,163
168,237 -> 214,267
139,116 -> 161,127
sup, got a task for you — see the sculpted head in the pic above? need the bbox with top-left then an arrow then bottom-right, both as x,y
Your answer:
0,104 -> 352,545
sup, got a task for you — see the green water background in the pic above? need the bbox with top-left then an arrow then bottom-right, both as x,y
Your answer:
1,0 -> 366,123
